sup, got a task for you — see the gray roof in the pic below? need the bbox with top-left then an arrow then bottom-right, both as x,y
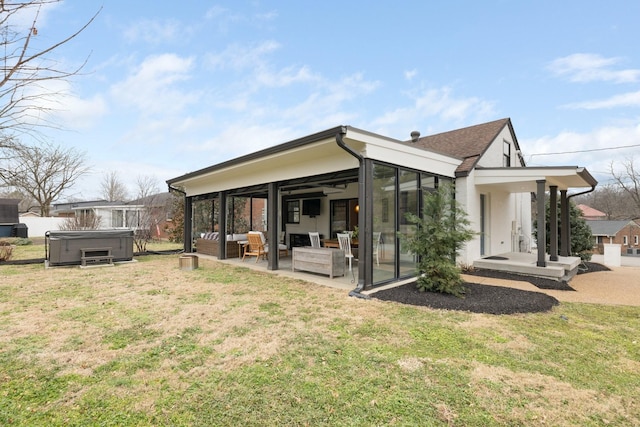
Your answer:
586,220 -> 638,236
400,118 -> 520,176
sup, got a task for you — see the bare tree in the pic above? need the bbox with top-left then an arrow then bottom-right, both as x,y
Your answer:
0,141 -> 89,216
609,158 -> 640,217
59,209 -> 101,230
134,175 -> 160,199
130,175 -> 163,252
0,187 -> 37,213
0,1 -> 100,139
100,170 -> 128,202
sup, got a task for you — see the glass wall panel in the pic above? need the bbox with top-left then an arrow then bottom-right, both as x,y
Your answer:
330,198 -> 359,238
372,164 -> 396,284
399,170 -> 419,277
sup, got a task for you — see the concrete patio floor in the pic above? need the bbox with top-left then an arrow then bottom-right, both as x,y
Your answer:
192,252 -> 360,291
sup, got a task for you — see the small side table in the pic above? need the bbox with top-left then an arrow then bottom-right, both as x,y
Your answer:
237,240 -> 249,258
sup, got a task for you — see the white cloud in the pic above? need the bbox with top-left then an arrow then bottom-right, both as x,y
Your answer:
204,5 -> 277,33
123,18 -> 184,44
254,65 -> 319,88
372,86 -> 496,136
563,90 -> 640,109
110,53 -> 198,115
277,73 -> 379,127
196,123 -> 297,160
548,53 -> 640,83
56,93 -> 108,129
522,123 -> 640,182
206,41 -> 281,71
8,1 -> 62,30
404,69 -> 418,81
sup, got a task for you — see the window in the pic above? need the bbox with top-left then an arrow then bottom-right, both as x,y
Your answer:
286,200 -> 299,224
503,140 -> 511,167
623,235 -> 628,245
635,235 -> 639,245
111,210 -> 124,227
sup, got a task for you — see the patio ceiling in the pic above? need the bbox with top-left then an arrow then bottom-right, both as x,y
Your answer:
473,166 -> 597,193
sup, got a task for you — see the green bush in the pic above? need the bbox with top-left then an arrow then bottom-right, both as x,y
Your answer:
402,185 -> 475,297
12,237 -> 33,246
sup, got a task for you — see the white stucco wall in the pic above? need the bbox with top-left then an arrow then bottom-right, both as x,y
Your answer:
457,124 -> 532,265
457,174 -> 532,265
476,127 -> 516,168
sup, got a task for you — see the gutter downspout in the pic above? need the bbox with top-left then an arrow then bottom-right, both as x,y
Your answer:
564,183 -> 597,256
335,129 -> 369,299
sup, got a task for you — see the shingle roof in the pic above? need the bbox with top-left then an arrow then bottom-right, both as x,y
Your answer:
586,220 -> 639,236
577,204 -> 607,219
400,118 -> 513,176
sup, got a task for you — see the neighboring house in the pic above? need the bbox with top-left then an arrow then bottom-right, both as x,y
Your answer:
578,204 -> 607,220
167,118 -> 597,291
51,193 -> 175,239
127,192 -> 175,239
586,219 -> 640,255
52,199 -> 146,229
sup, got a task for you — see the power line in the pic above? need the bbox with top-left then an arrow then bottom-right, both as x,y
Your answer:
528,143 -> 640,158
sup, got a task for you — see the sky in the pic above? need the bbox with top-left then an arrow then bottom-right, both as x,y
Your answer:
15,0 -> 640,200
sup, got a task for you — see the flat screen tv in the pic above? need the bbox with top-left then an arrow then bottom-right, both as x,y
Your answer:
302,198 -> 321,216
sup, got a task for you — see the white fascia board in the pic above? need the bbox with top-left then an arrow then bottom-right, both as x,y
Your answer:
344,128 -> 459,177
474,167 -> 596,192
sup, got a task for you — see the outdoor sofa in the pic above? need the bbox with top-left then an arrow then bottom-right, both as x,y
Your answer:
196,232 -> 248,258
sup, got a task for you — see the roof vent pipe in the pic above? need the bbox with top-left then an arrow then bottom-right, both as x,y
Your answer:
410,131 -> 420,142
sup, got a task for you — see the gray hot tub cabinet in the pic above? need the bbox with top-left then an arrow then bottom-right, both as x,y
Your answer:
46,230 -> 134,266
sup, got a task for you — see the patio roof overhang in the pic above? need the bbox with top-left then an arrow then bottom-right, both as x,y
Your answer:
167,126 -> 462,198
473,166 -> 598,193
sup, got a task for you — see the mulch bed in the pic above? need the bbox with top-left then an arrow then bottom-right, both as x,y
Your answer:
371,262 -> 610,315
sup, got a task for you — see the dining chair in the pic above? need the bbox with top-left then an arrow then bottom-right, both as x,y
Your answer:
336,232 -> 354,271
308,232 -> 321,248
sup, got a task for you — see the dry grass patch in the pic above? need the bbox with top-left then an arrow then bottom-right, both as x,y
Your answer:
471,363 -> 632,425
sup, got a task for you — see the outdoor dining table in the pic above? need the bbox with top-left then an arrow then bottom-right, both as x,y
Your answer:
321,239 -> 358,248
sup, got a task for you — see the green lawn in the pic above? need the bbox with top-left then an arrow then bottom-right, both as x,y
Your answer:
1,254 -> 639,426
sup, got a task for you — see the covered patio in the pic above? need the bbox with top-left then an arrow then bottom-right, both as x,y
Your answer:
472,166 -> 597,280
168,120 -> 598,292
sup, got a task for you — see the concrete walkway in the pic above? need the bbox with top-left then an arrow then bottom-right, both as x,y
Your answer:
465,255 -> 640,307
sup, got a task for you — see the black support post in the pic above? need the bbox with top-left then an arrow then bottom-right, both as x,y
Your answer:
184,196 -> 193,253
218,191 -> 227,259
560,190 -> 569,257
549,185 -> 558,261
267,182 -> 279,271
536,180 -> 547,267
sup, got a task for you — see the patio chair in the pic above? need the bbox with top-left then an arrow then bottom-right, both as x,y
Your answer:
309,232 -> 321,248
243,231 -> 289,262
337,232 -> 355,271
242,232 -> 268,262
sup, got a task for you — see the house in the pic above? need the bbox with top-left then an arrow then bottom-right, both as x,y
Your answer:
51,194 -> 175,239
167,118 -> 597,291
586,219 -> 640,255
578,204 -> 607,220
